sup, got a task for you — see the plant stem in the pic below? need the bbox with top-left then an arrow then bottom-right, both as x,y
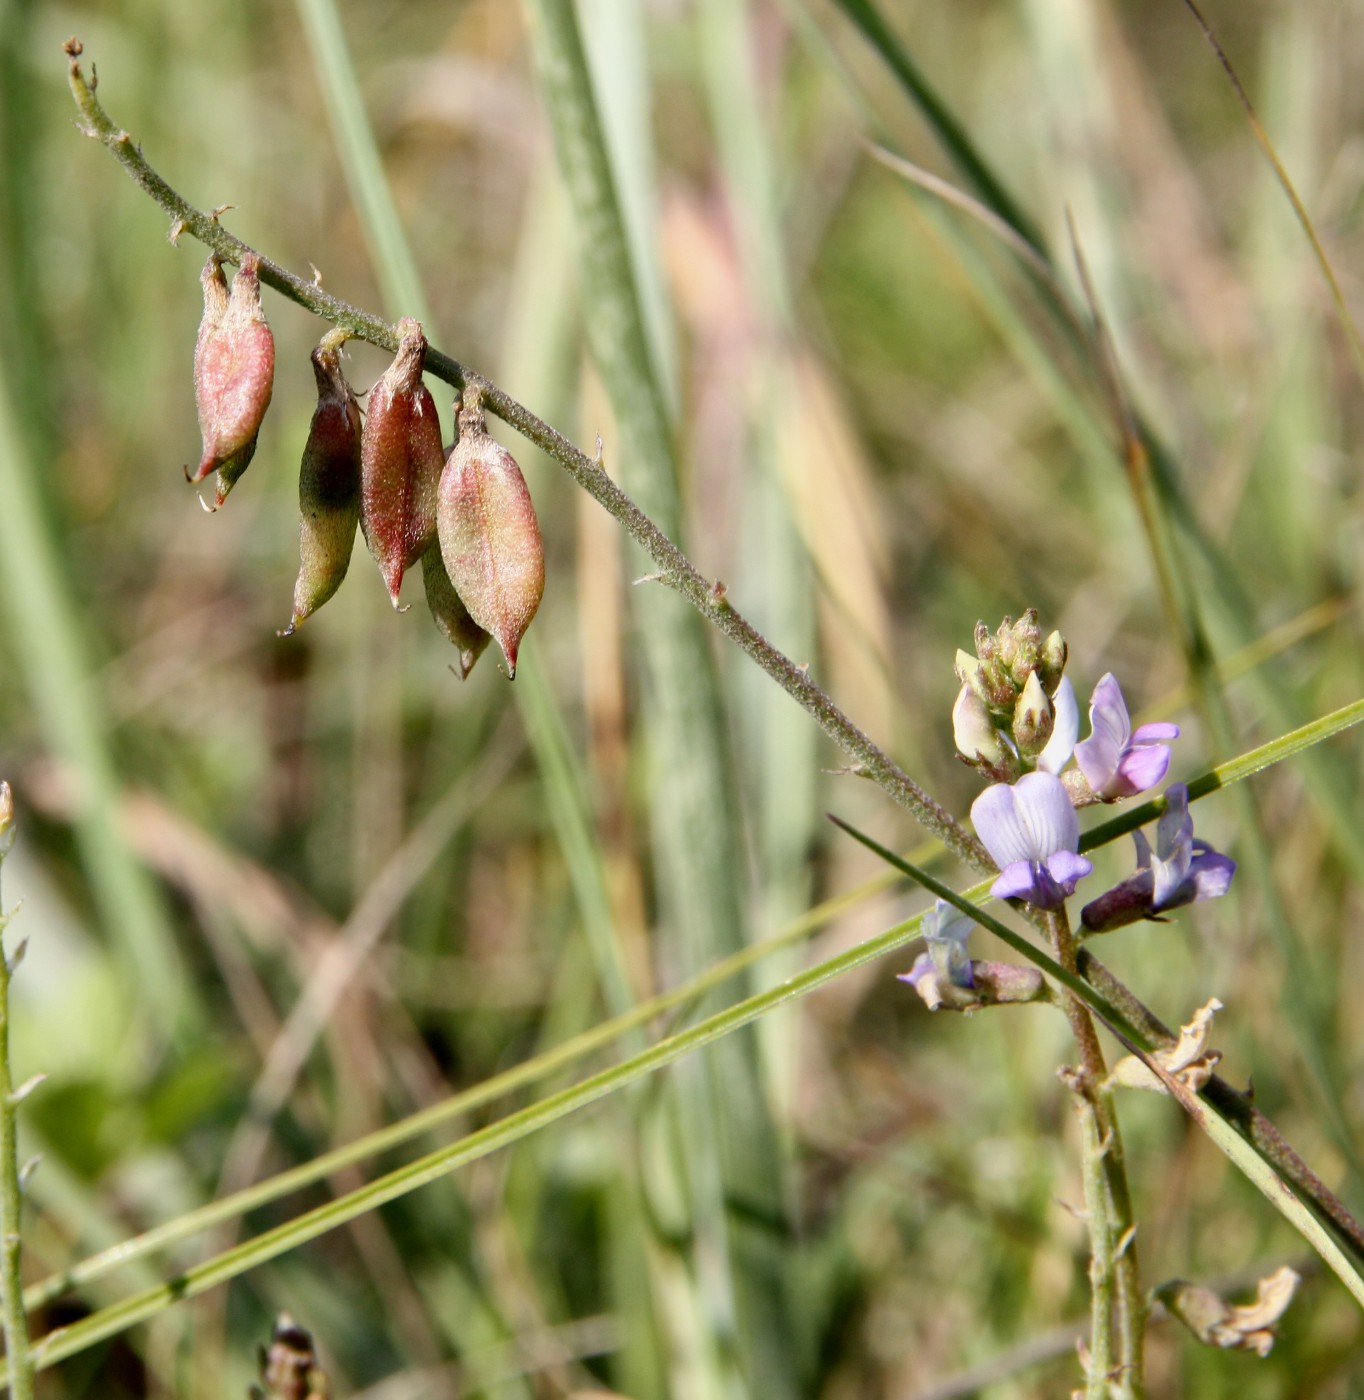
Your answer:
62,38 -> 987,872
0,788 -> 35,1400
1049,906 -> 1143,1399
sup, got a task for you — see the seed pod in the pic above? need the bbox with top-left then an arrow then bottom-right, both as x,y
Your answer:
420,539 -> 491,680
437,389 -> 544,678
190,253 -> 275,509
282,330 -> 362,636
359,318 -> 442,606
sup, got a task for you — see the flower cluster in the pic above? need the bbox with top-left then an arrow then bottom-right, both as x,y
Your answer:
189,262 -> 544,678
906,612 -> 1238,1008
957,616 -> 1233,926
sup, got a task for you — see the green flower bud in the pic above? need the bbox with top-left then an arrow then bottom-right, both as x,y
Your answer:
1012,669 -> 1054,757
282,330 -> 362,635
437,390 -> 544,678
997,608 -> 1042,687
420,540 -> 490,680
190,253 -> 275,509
0,782 -> 13,845
1039,629 -> 1069,693
359,318 -> 442,607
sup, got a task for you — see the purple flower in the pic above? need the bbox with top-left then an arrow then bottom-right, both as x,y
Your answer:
1080,784 -> 1236,933
1074,673 -> 1179,799
971,772 -> 1093,910
899,899 -> 975,992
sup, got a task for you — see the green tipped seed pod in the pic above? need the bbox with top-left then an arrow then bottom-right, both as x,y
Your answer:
282,330 -> 362,636
190,253 -> 275,509
420,540 -> 491,680
437,389 -> 544,678
359,318 -> 442,607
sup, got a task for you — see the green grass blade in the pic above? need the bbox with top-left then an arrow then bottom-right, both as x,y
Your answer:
22,840 -> 897,1314
24,901 -> 934,1374
292,0 -> 431,323
522,1 -> 800,1392
828,0 -> 1044,253
1078,694 -> 1364,851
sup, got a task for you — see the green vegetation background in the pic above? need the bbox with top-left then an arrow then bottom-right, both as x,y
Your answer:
0,0 -> 1361,1395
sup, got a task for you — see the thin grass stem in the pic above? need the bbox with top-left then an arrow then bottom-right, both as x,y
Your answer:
0,788 -> 34,1400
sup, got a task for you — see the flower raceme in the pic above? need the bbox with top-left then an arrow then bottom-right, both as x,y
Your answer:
971,771 -> 1093,910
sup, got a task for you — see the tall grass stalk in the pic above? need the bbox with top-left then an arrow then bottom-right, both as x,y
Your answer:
0,786 -> 34,1400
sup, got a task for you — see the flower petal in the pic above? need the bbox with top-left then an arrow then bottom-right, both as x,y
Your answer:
1045,850 -> 1093,892
1113,743 -> 1172,798
897,952 -> 936,990
1186,845 -> 1237,903
1132,722 -> 1180,744
990,860 -> 1043,902
971,772 -> 1079,870
1037,676 -> 1078,774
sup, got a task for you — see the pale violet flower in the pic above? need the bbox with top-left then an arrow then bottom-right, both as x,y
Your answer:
1074,673 -> 1179,799
1080,785 -> 1236,934
1036,675 -> 1078,775
899,899 -> 975,993
971,771 -> 1092,910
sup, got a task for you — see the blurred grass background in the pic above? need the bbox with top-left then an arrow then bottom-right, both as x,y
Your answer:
0,0 -> 1362,1395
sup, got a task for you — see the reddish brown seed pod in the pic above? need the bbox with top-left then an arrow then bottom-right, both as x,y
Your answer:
281,329 -> 362,636
419,540 -> 491,680
358,317 -> 442,607
190,253 -> 275,509
437,389 -> 544,678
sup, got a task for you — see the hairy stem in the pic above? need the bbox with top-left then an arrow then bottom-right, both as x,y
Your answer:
1049,907 -> 1143,1399
62,38 -> 985,870
0,787 -> 34,1400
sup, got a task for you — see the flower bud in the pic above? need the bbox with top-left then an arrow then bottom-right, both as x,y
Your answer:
954,650 -> 994,708
282,330 -> 362,635
190,253 -> 275,509
953,685 -> 1004,765
0,782 -> 13,844
1039,629 -> 1068,693
997,608 -> 1042,687
359,318 -> 443,607
437,390 -> 544,678
420,540 -> 490,680
1012,670 -> 1054,757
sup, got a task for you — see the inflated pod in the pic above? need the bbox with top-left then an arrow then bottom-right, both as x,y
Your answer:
437,389 -> 544,678
190,253 -> 274,508
282,329 -> 362,635
420,539 -> 491,680
358,318 -> 442,606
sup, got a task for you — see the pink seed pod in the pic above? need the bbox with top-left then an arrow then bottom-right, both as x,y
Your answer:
437,389 -> 544,678
282,329 -> 362,636
190,253 -> 275,509
420,540 -> 491,680
359,318 -> 442,607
